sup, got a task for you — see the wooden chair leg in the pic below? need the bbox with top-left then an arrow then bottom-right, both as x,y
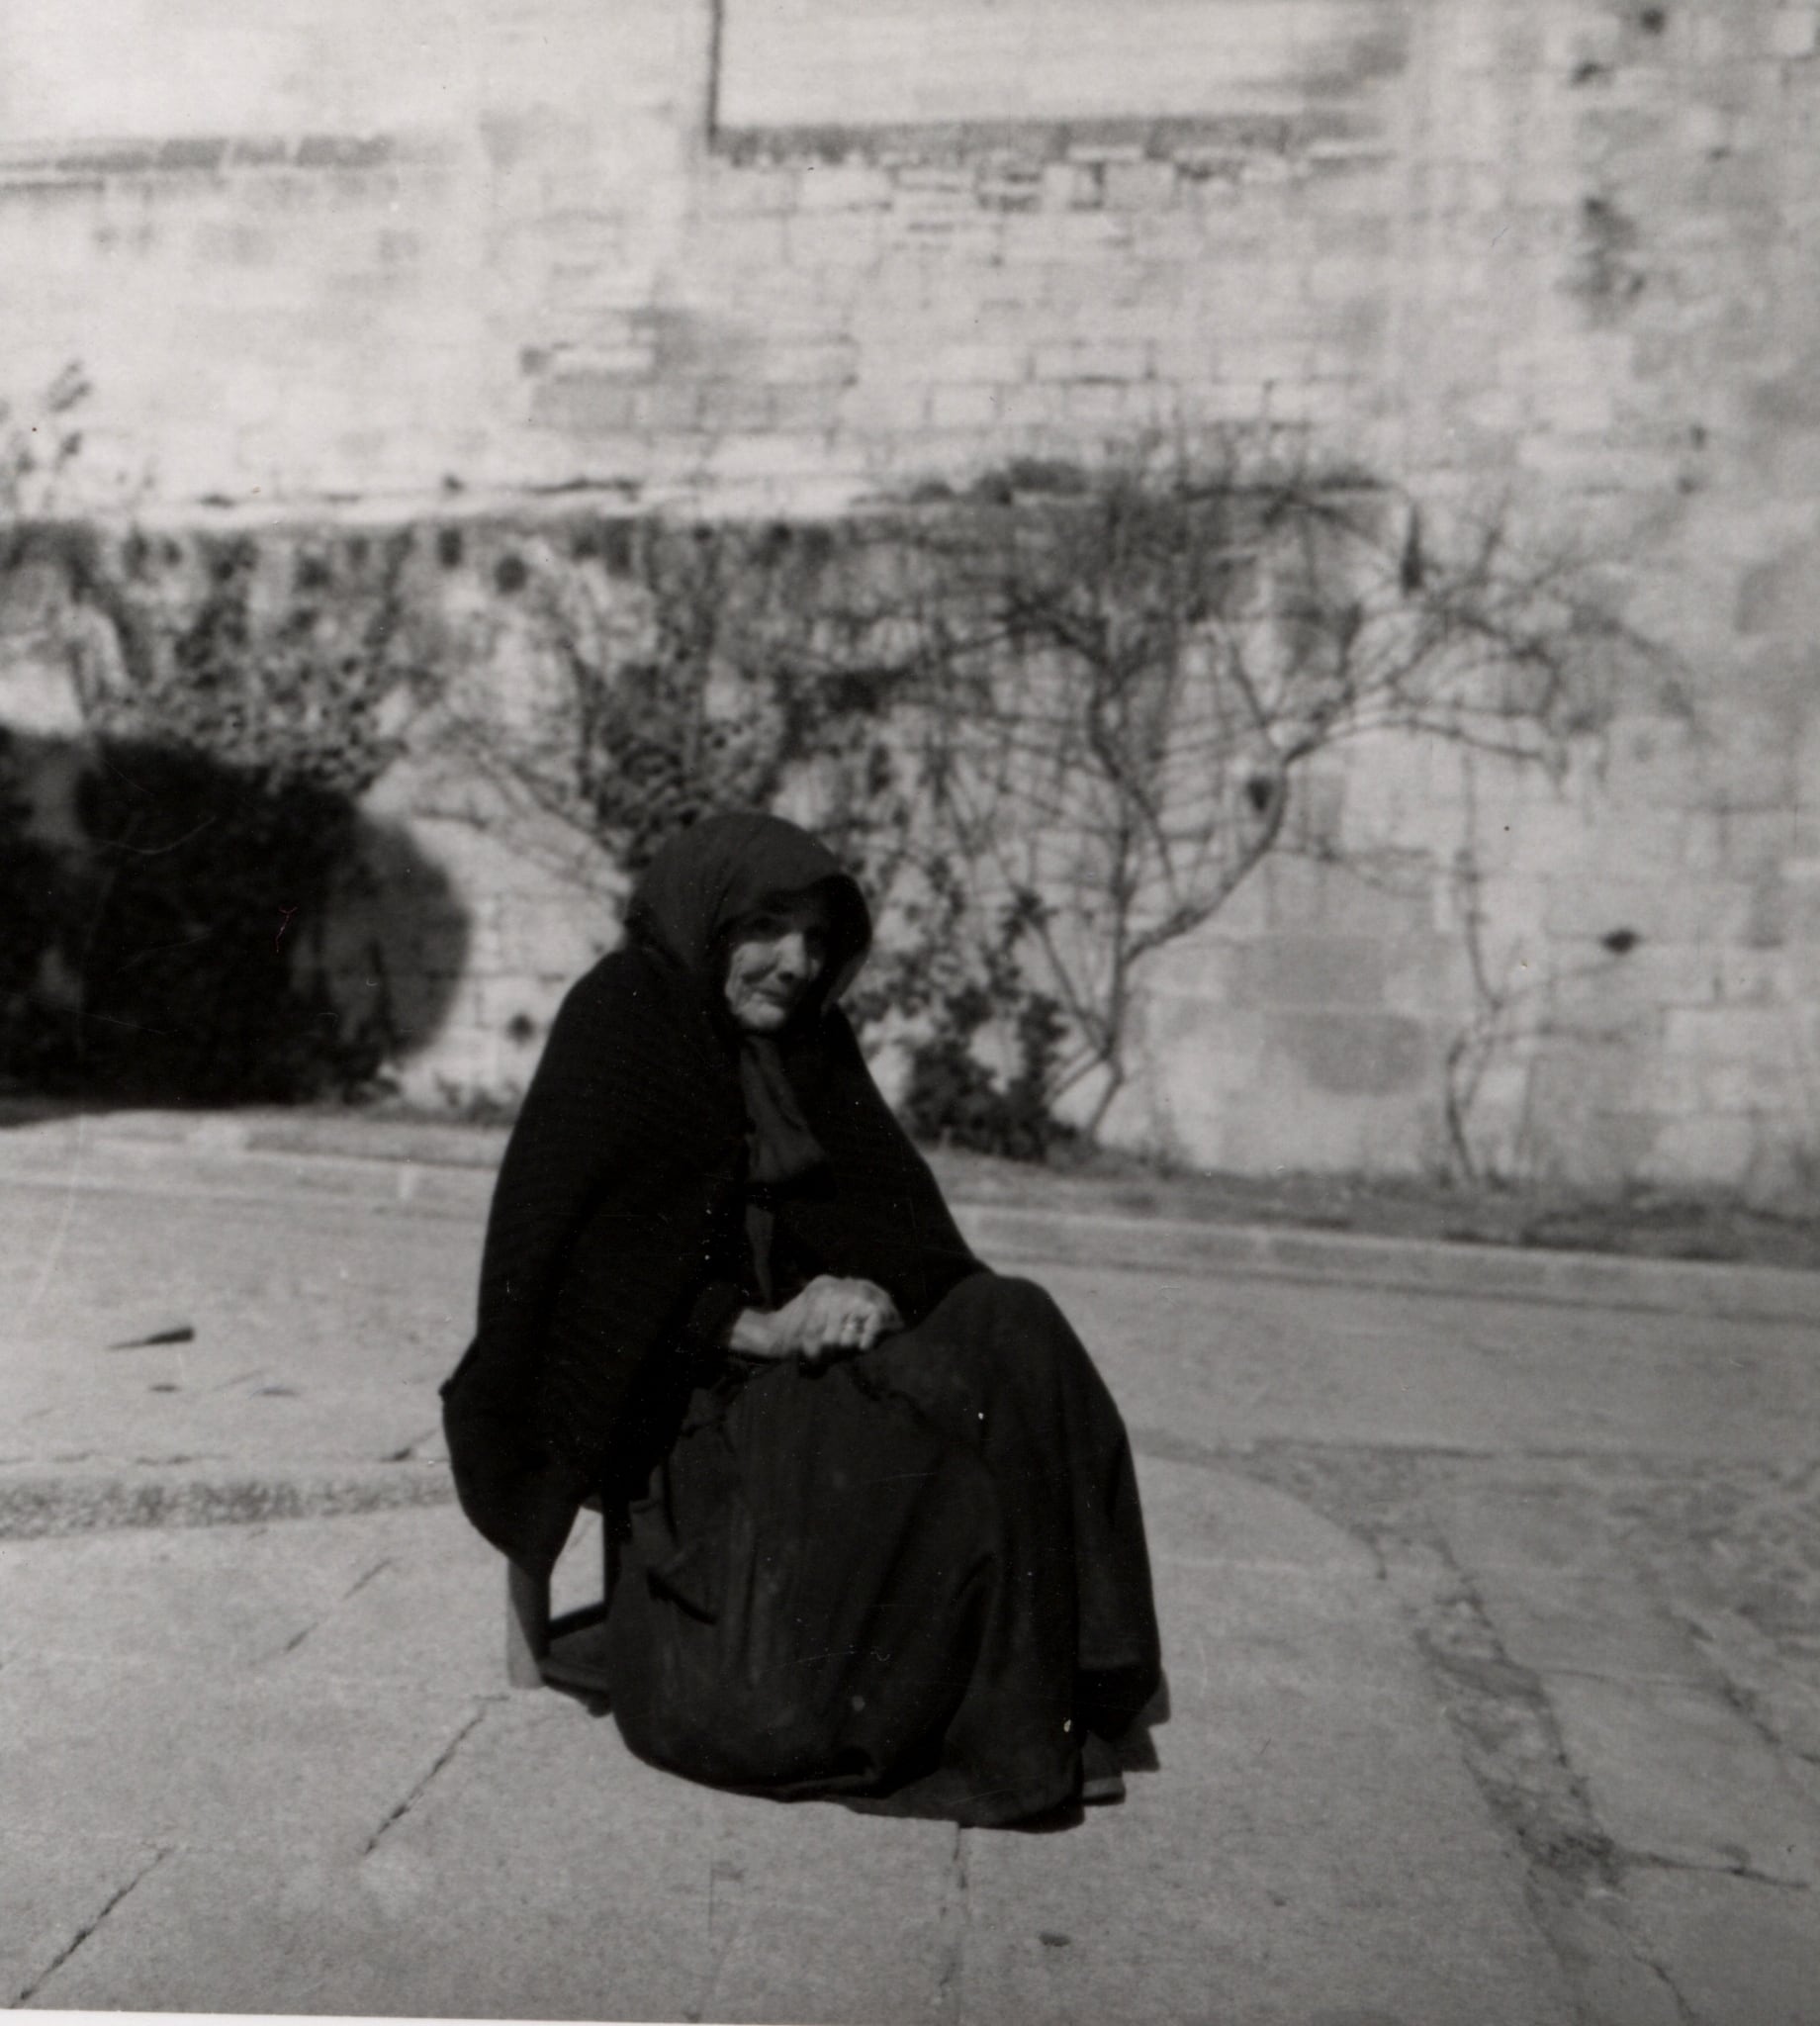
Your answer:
505,1557 -> 551,1689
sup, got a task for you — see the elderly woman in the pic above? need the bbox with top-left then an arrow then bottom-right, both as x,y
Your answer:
441,813 -> 1161,1826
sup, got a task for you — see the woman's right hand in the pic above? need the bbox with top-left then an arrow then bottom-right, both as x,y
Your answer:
729,1276 -> 903,1362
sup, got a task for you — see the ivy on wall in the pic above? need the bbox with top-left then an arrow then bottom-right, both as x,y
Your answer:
3,448 -> 1621,1144
1,523 -> 460,1101
401,459 -> 1614,1155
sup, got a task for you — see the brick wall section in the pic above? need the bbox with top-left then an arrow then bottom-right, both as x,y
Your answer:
1,0 -> 1818,1188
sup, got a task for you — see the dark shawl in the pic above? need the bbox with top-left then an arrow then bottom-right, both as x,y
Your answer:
440,813 -> 983,1569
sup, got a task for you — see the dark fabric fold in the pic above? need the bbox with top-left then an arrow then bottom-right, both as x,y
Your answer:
602,1273 -> 1162,1827
738,1037 -> 826,1187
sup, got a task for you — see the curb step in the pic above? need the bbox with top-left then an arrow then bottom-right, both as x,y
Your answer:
8,1110 -> 1819,1328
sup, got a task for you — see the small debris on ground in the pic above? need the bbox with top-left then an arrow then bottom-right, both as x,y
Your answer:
107,1324 -> 197,1350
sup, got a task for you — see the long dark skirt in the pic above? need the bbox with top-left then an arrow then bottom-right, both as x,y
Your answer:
600,1272 -> 1162,1827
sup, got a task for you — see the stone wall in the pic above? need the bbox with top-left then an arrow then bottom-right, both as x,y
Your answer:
1,0 -> 1818,1190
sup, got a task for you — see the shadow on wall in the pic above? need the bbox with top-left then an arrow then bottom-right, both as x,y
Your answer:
0,725 -> 468,1106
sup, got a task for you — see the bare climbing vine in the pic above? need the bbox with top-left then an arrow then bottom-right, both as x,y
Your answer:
3,412 -> 1639,1144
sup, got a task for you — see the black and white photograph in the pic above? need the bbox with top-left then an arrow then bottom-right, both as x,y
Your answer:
3,3 -> 1819,2022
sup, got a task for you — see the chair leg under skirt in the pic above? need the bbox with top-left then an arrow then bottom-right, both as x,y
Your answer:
505,1558 -> 550,1689
504,1510 -> 618,1693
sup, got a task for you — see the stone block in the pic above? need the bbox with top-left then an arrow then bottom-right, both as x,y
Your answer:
1040,162 -> 1095,211
886,177 -> 976,232
766,380 -> 843,433
1538,372 -> 1622,433
1040,209 -> 1137,252
1499,799 -> 1605,877
1521,1038 -> 1646,1131
1218,1078 -> 1434,1174
793,162 -> 893,213
1662,1003 -> 1802,1068
757,340 -> 857,387
1255,854 -> 1429,939
1760,425 -> 1820,506
1770,5 -> 1820,58
1227,933 -> 1392,1011
709,166 -> 801,216
1566,8 -> 1659,74
1142,936 -> 1245,1004
928,339 -> 1027,384
1697,1051 -> 1800,1114
543,259 -> 668,321
637,377 -> 706,431
781,212 -> 882,269
1267,377 -> 1365,430
1708,805 -> 1800,876
1559,941 -> 1717,1019
688,213 -> 789,269
1135,990 -> 1266,1075
836,379 -> 931,433
1304,248 -> 1392,307
1031,340 -> 1150,384
1636,1043 -> 1706,1118
192,220 -> 283,270
529,372 -> 645,434
1064,381 -> 1160,430
928,384 -> 1003,429
1381,937 -> 1475,1019
1544,874 -> 1750,948
1269,1009 -> 1434,1098
1783,856 -> 1820,933
696,378 -> 775,431
697,431 -> 846,484
1738,869 -> 1792,949
1102,160 -> 1177,211
983,382 -> 1063,433
974,167 -> 1043,215
1734,544 -> 1820,638
1149,326 -> 1226,383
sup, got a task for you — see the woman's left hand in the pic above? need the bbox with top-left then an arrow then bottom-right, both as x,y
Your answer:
792,1275 -> 903,1360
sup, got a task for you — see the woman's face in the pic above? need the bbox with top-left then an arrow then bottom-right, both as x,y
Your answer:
723,893 -> 832,1034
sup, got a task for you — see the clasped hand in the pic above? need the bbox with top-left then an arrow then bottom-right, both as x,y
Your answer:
733,1275 -> 903,1362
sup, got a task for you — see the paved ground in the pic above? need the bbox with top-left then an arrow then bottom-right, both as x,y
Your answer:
2,1115 -> 1818,2023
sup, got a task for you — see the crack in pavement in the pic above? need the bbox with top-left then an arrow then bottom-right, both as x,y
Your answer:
1227,1442 -> 1719,2026
1622,1848 -> 1811,1892
15,1845 -> 169,2003
268,1619 -> 319,1660
683,1852 -> 749,2025
362,1704 -> 491,1855
1654,1592 -> 1820,1775
933,1824 -> 970,2026
1612,1909 -> 1703,2026
342,1556 -> 396,1600
1410,1558 -> 1621,1890
1398,1576 -> 1713,2026
1631,1947 -> 1701,2026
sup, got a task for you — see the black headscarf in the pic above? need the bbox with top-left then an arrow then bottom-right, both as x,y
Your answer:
625,811 -> 873,1197
443,812 -> 981,1568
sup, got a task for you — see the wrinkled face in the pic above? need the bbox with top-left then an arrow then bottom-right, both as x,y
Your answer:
722,892 -> 832,1034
